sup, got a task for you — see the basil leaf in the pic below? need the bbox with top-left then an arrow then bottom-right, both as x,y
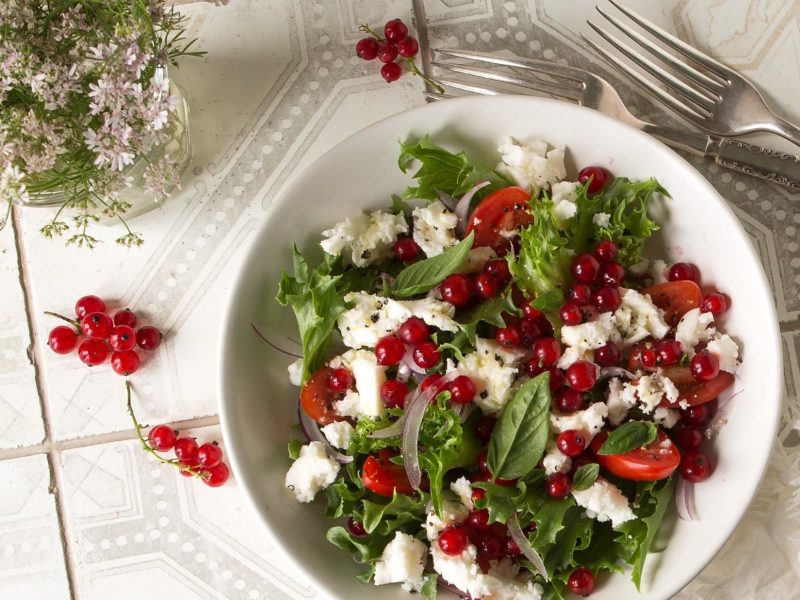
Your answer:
391,232 -> 474,297
598,421 -> 657,455
487,373 -> 551,480
572,463 -> 600,491
456,285 -> 521,346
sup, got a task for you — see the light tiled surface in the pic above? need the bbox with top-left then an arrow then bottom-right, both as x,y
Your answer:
1,0 -> 799,598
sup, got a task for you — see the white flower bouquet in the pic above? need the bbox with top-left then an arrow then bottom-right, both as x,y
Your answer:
0,0 -> 202,247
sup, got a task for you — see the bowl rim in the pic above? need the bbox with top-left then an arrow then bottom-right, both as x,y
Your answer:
218,94 -> 783,600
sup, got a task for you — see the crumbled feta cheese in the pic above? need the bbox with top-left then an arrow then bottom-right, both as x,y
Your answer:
620,371 -> 679,413
706,333 -> 739,373
558,312 -> 620,368
542,442 -> 572,475
425,500 -> 470,540
675,308 -> 715,358
550,402 -> 608,443
287,358 -> 303,387
605,377 -> 633,426
496,138 -> 566,194
320,210 -> 408,267
333,350 -> 387,419
650,259 -> 668,284
460,247 -> 497,274
321,421 -> 354,449
592,212 -> 611,227
450,476 -> 474,510
571,478 -> 636,527
373,532 -> 427,591
285,442 -> 340,503
551,181 -> 578,203
454,338 -> 523,413
553,199 -> 577,220
337,292 -> 458,349
412,200 -> 459,257
613,288 -> 670,346
654,407 -> 680,429
333,389 -> 362,419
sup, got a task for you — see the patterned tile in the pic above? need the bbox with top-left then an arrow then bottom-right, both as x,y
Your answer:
0,455 -> 70,597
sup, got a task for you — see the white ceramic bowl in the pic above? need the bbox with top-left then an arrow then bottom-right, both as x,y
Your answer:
219,96 -> 781,600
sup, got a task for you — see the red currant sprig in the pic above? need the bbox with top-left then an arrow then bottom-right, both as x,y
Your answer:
355,20 -> 443,91
126,381 -> 230,487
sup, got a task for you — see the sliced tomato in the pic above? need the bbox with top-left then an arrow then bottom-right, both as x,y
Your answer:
465,186 -> 532,254
656,366 -> 735,408
299,366 -> 339,425
362,449 -> 414,497
591,429 -> 680,481
642,280 -> 702,327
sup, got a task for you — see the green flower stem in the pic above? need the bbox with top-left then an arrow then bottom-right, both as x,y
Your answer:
43,311 -> 81,332
358,23 -> 383,41
406,58 -> 445,94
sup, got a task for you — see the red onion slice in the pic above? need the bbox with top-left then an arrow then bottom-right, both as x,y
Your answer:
507,513 -> 549,581
436,189 -> 458,211
675,477 -> 696,521
368,416 -> 406,439
597,366 -> 637,381
403,371 -> 460,490
400,344 -> 427,375
454,181 -> 491,235
252,323 -> 302,358
705,387 -> 741,440
297,405 -> 353,464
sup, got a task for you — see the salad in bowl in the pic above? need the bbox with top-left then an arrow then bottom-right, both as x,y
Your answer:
269,134 -> 740,599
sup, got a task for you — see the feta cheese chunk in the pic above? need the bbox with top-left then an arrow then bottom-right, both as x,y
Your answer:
650,259 -> 668,284
553,199 -> 577,220
542,442 -> 572,475
287,358 -> 303,387
654,407 -> 680,429
558,312 -> 620,368
613,288 -> 670,346
550,402 -> 608,443
454,338 -> 523,414
496,138 -> 566,194
412,200 -> 458,257
706,333 -> 739,373
675,308 -> 716,358
592,212 -> 611,227
551,181 -> 579,220
321,421 -> 354,449
332,350 -> 387,419
285,442 -> 340,503
450,476 -> 475,510
337,292 -> 458,349
605,377 -> 632,426
373,532 -> 427,591
459,247 -> 497,274
571,478 -> 636,527
620,371 -> 680,413
320,210 -> 408,267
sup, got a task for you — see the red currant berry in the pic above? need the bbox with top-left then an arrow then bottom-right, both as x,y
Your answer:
355,37 -> 379,60
566,360 -> 597,392
640,348 -> 657,369
475,273 -> 499,299
75,295 -> 106,319
174,437 -> 199,466
494,325 -> 521,348
439,274 -> 473,307
600,262 -> 625,287
147,425 -> 177,451
555,388 -> 586,413
82,312 -> 113,340
485,259 -> 511,285
48,326 -> 78,354
568,284 -> 592,306
113,309 -> 138,328
413,341 -> 441,369
682,403 -> 713,427
109,325 -> 136,352
384,18 -> 409,42
521,299 -> 541,320
347,517 -> 367,536
421,373 -> 443,392
78,339 -> 109,366
571,254 -> 600,284
467,508 -> 490,531
398,317 -> 429,344
594,342 -> 621,366
438,526 -> 468,556
532,337 -> 561,367
479,536 -> 503,559
680,450 -> 711,483
593,240 -> 618,263
377,42 -> 398,63
202,462 -> 230,487
578,166 -> 610,194
559,302 -> 583,325
111,350 -> 140,375
518,318 -> 543,347
701,292 -> 728,317
477,451 -> 489,473
505,537 -> 521,557
380,61 -> 402,83
471,488 -> 486,502
668,262 -> 698,283
447,375 -> 476,404
473,416 -> 496,443
136,326 -> 162,350
690,351 -> 719,382
380,379 -> 409,409
393,237 -> 420,262
327,368 -> 354,392
397,36 -> 419,58
546,472 -> 572,498
673,424 -> 703,450
592,285 -> 621,313
197,442 -> 223,469
557,429 -> 587,457
375,335 -> 405,366
656,339 -> 683,366
547,367 -> 566,391
567,566 -> 596,596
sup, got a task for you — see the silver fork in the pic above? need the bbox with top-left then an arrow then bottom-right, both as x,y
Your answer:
584,0 -> 800,147
430,49 -> 800,190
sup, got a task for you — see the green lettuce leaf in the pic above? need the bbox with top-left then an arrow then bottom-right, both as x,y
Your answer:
361,492 -> 427,535
455,284 -> 521,347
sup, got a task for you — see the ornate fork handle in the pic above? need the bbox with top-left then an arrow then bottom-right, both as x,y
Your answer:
712,139 -> 800,191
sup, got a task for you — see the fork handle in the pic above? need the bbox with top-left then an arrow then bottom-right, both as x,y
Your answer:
712,138 -> 800,191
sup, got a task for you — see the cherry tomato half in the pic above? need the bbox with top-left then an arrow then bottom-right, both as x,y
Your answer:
643,280 -> 702,327
362,449 -> 415,497
299,366 -> 339,425
591,429 -> 680,481
656,366 -> 735,408
465,186 -> 533,254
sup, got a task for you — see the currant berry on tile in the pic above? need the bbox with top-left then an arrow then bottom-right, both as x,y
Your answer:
202,462 -> 230,487
355,37 -> 379,60
111,350 -> 140,376
78,339 -> 109,366
136,326 -> 162,350
397,36 -> 419,58
82,312 -> 113,340
113,309 -> 138,328
148,425 -> 177,452
75,295 -> 106,319
377,42 -> 398,63
197,442 -> 223,469
109,325 -> 136,352
384,18 -> 408,42
48,326 -> 78,354
380,61 -> 402,82
174,437 -> 199,466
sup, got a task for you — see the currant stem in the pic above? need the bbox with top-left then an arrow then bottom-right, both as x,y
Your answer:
125,381 -> 208,480
406,58 -> 445,94
358,23 -> 383,41
44,311 -> 81,331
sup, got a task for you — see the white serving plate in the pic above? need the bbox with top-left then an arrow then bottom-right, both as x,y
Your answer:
219,96 -> 781,600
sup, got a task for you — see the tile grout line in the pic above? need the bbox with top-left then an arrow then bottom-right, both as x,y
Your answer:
10,205 -> 80,600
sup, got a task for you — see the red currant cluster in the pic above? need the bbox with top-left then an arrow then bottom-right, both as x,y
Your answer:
46,295 -> 162,376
